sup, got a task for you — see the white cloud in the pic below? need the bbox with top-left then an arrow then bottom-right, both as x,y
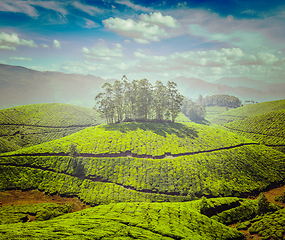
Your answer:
30,1 -> 67,16
140,12 -> 179,28
134,38 -> 150,44
242,9 -> 257,15
103,16 -> 168,43
10,56 -> 32,61
82,42 -> 123,61
0,1 -> 67,17
53,39 -> 61,49
41,43 -> 49,48
73,1 -> 101,16
84,19 -> 99,28
0,32 -> 37,50
0,1 -> 38,17
115,0 -> 152,12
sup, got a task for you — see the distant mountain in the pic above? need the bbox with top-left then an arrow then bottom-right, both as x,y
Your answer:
171,76 -> 285,103
1,64 -> 284,109
213,76 -> 269,89
0,64 -> 106,109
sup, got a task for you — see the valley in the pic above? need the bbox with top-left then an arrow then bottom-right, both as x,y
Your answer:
1,99 -> 285,239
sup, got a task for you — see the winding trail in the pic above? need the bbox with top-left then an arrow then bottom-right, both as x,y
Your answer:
0,162 -> 182,196
0,142 -> 260,160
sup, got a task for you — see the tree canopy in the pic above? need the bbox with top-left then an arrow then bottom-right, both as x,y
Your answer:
198,94 -> 242,108
181,98 -> 206,121
94,76 -> 184,124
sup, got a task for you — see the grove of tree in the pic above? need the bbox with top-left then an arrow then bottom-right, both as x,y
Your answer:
197,94 -> 242,108
94,76 -> 184,124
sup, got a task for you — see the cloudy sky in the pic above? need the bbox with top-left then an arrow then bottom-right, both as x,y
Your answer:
0,0 -> 285,83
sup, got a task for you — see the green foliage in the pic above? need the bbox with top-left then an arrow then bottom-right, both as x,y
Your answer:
68,142 -> 79,157
94,78 -> 184,123
257,193 -> 272,215
0,201 -> 243,240
274,190 -> 285,203
2,121 -> 255,158
212,99 -> 285,125
1,142 -> 285,204
236,221 -> 251,230
249,208 -> 285,239
200,95 -> 242,108
0,203 -> 72,224
181,98 -> 206,122
0,103 -> 104,152
205,106 -> 229,122
224,109 -> 285,152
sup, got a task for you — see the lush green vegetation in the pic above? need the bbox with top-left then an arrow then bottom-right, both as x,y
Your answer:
0,103 -> 101,126
1,144 -> 285,202
181,98 -> 206,122
95,78 -> 183,123
0,203 -> 72,224
205,106 -> 229,122
0,199 -> 244,240
1,121 -> 254,157
249,208 -> 285,239
0,103 -> 104,152
198,95 -> 242,108
2,99 -> 285,240
212,99 -> 285,125
224,109 -> 285,153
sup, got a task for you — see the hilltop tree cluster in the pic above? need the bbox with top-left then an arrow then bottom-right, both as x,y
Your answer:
181,98 -> 206,121
197,94 -> 242,108
94,76 -> 184,124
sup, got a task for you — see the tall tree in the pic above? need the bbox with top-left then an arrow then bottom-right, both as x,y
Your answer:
94,82 -> 115,124
137,79 -> 153,120
166,81 -> 184,122
153,81 -> 167,121
122,76 -> 132,119
113,80 -> 124,122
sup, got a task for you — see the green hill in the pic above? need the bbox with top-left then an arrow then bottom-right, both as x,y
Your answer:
224,109 -> 285,153
212,99 -> 285,125
0,103 -> 103,153
1,121 -> 285,205
0,198 -> 246,239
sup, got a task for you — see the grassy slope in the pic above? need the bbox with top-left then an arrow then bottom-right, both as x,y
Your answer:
205,106 -> 229,122
212,99 -> 285,125
0,103 -> 104,152
1,122 -> 285,204
0,198 -> 244,240
224,109 -> 285,149
1,121 -> 255,157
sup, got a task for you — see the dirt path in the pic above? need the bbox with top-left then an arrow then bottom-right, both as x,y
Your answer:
0,189 -> 89,212
0,142 -> 260,160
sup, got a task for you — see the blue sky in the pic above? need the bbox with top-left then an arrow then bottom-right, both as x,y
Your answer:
0,0 -> 284,83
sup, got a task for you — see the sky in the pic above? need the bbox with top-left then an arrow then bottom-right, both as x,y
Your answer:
0,0 -> 285,83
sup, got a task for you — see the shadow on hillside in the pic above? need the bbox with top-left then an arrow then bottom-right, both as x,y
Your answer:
191,119 -> 211,125
102,122 -> 198,138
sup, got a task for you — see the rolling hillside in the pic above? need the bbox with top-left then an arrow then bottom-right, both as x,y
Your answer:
223,109 -> 285,153
210,99 -> 285,153
0,103 -> 104,153
2,101 -> 285,240
212,99 -> 285,125
1,121 -> 285,205
0,198 -> 246,240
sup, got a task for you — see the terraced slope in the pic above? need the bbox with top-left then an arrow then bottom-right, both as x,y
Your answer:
224,109 -> 285,153
1,122 -> 285,204
0,103 -> 103,152
212,99 -> 285,125
0,198 -> 244,240
1,122 -> 255,157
